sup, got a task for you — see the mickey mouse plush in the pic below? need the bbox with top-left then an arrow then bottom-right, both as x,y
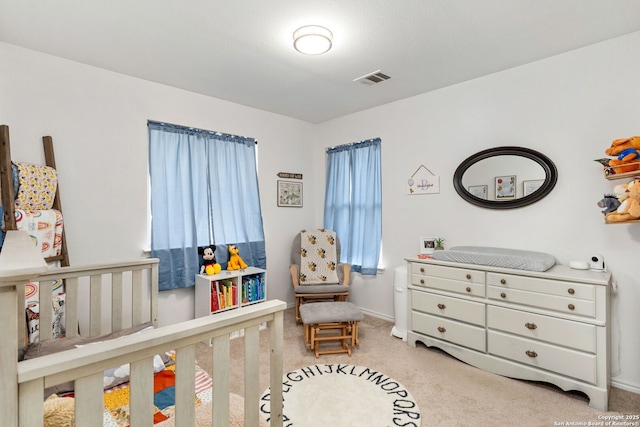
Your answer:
198,245 -> 221,275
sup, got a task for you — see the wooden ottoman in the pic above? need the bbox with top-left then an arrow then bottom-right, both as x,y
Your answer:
299,301 -> 364,358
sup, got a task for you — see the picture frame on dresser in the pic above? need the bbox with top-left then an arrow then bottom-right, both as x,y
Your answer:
419,237 -> 436,254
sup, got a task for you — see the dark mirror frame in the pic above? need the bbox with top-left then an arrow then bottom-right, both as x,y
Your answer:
453,146 -> 558,209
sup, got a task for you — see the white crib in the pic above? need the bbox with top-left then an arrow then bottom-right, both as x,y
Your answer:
0,230 -> 284,427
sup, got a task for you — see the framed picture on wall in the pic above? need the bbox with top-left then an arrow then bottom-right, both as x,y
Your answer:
523,179 -> 544,197
277,180 -> 303,207
495,175 -> 516,200
420,237 -> 436,255
468,185 -> 488,199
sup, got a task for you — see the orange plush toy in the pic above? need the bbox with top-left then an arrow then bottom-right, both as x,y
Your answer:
227,244 -> 248,270
605,136 -> 640,156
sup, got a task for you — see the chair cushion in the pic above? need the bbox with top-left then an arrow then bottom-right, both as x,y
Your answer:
300,301 -> 363,324
295,284 -> 349,294
299,229 -> 340,284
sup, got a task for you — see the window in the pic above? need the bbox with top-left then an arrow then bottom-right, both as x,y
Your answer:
148,121 -> 265,290
323,138 -> 382,275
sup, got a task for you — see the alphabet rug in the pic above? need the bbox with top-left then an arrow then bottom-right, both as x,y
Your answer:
259,364 -> 421,427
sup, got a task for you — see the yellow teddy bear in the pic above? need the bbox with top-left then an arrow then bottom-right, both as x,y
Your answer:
227,244 -> 248,270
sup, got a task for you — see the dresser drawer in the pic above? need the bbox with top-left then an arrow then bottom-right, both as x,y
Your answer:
487,272 -> 595,301
412,311 -> 486,352
487,306 -> 596,352
412,291 -> 485,326
412,263 -> 485,284
488,330 -> 597,384
487,286 -> 595,317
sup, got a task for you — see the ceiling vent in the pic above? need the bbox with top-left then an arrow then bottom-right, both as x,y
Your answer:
353,70 -> 391,86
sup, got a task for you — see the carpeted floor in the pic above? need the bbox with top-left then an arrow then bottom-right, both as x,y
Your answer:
196,307 -> 640,427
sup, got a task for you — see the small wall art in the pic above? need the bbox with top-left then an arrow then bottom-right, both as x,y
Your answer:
523,179 -> 544,197
277,180 -> 303,207
468,185 -> 488,199
495,175 -> 516,200
408,164 -> 440,195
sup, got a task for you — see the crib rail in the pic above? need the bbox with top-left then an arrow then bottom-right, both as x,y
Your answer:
22,258 -> 160,343
17,299 -> 285,427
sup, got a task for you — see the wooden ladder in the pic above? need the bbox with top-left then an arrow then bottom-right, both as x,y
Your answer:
1,124 -> 70,267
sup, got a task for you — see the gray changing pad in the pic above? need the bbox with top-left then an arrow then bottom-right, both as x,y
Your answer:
432,246 -> 556,272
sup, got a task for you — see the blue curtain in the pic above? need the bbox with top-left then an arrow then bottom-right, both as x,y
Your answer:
324,138 -> 382,275
148,121 -> 266,291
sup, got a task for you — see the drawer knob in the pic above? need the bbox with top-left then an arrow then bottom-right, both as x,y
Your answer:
437,326 -> 446,333
525,350 -> 538,358
466,274 -> 471,280
466,287 -> 471,293
568,304 -> 575,311
567,288 -> 575,295
525,322 -> 537,330
500,279 -> 506,285
420,279 -> 425,284
500,292 -> 506,298
420,267 -> 425,273
437,303 -> 446,310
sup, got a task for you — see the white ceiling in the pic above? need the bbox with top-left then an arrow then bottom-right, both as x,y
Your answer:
2,1 -> 640,124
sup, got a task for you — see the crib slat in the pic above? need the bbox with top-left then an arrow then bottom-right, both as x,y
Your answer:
2,282 -> 19,427
175,345 -> 196,427
130,358 -> 154,427
132,269 -> 143,325
16,282 -> 26,347
18,379 -> 43,427
64,277 -> 78,338
244,324 -> 260,427
270,310 -> 284,427
213,334 -> 231,427
150,263 -> 158,327
39,280 -> 54,341
89,274 -> 102,336
75,372 -> 105,426
111,271 -> 123,331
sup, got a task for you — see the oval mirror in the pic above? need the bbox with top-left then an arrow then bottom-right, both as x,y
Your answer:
453,146 -> 558,209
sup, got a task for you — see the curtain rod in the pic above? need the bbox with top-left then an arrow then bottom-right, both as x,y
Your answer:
147,120 -> 257,144
326,137 -> 380,152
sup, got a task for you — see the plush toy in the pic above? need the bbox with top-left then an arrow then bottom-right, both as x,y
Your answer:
605,179 -> 640,222
198,245 -> 221,275
608,148 -> 640,174
227,244 -> 248,270
597,194 -> 620,215
605,136 -> 640,157
43,394 -> 75,427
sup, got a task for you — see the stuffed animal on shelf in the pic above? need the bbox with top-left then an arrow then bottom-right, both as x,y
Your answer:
597,194 -> 620,215
605,179 -> 640,223
43,394 -> 75,427
227,244 -> 248,270
608,148 -> 640,174
198,245 -> 221,275
605,136 -> 640,157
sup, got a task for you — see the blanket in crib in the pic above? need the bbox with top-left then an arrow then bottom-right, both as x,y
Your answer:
103,358 -> 213,427
299,229 -> 340,285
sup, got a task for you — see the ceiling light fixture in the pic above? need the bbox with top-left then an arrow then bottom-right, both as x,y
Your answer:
293,25 -> 333,55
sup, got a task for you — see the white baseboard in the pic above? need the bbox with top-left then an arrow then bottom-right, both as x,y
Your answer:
611,378 -> 640,395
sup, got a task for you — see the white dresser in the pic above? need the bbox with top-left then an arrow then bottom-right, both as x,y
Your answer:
406,257 -> 611,410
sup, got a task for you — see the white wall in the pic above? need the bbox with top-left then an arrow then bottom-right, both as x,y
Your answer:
2,30 -> 640,392
315,31 -> 640,392
0,41 -> 321,328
